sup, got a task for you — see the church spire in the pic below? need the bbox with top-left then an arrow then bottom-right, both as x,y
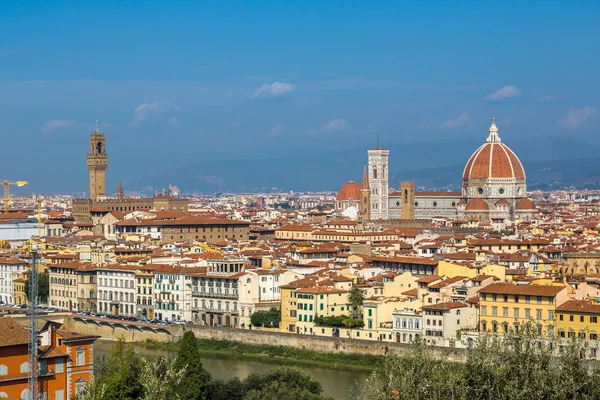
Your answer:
361,163 -> 369,189
95,119 -> 100,134
117,181 -> 124,199
486,117 -> 501,143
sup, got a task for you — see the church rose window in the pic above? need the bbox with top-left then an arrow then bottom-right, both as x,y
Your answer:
499,188 -> 505,194
477,187 -> 484,195
414,202 -> 419,207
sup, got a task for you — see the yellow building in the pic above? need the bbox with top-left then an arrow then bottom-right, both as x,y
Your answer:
280,277 -> 318,333
478,282 -> 569,336
436,260 -> 506,280
295,286 -> 349,335
13,275 -> 27,305
556,300 -> 600,343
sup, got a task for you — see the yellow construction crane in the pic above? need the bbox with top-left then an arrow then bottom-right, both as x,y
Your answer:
2,180 -> 28,214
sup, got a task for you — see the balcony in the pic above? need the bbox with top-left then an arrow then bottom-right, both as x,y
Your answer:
192,292 -> 238,299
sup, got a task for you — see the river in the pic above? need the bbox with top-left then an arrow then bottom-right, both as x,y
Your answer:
94,340 -> 370,400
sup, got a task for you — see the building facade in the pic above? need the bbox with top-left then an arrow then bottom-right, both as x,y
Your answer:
0,257 -> 28,304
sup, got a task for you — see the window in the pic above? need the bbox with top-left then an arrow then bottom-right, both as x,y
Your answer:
525,296 -> 530,304
503,307 -> 508,317
525,309 -> 530,319
569,315 -> 574,322
55,359 -> 64,373
537,309 -> 542,320
548,311 -> 554,320
55,390 -> 64,400
492,306 -> 497,317
76,347 -> 86,366
537,296 -> 542,305
20,362 -> 30,373
0,365 -> 6,376
592,316 -> 598,323
580,316 -> 585,323
559,314 -> 564,321
514,308 -> 519,319
481,306 -> 487,316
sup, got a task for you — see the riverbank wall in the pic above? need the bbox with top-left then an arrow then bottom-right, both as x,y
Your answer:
63,315 -> 466,362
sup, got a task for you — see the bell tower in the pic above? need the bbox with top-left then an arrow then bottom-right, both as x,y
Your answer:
400,182 -> 415,220
86,121 -> 108,200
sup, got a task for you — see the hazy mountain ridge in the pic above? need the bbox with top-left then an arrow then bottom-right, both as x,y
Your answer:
129,137 -> 600,193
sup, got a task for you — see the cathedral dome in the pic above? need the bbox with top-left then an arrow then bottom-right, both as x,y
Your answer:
336,181 -> 361,201
463,119 -> 525,181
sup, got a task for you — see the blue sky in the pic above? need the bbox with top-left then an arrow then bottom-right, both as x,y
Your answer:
0,1 -> 598,192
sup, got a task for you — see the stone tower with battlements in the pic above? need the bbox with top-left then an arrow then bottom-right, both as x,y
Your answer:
86,122 -> 108,200
400,182 -> 415,220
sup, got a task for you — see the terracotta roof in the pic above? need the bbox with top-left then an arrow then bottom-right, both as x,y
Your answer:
422,301 -> 469,312
0,316 -> 29,347
463,139 -> 525,180
516,198 -> 536,210
370,256 -> 438,266
556,300 -> 600,314
466,198 -> 489,211
479,282 -> 566,296
336,181 -> 361,201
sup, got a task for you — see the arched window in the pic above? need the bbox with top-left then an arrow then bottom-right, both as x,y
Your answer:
408,320 -> 414,329
415,320 -> 420,329
96,142 -> 103,154
20,389 -> 30,400
373,168 -> 378,179
0,365 -> 7,376
0,391 -> 8,398
402,319 -> 407,329
20,362 -> 30,373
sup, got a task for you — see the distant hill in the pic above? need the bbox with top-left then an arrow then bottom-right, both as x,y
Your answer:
129,137 -> 600,193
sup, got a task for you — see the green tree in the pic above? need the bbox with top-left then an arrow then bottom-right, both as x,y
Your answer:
250,307 -> 281,328
347,287 -> 364,319
100,339 -> 144,400
206,377 -> 245,400
174,331 -> 211,400
243,367 -> 333,400
24,272 -> 49,304
140,356 -> 186,400
357,324 -> 600,400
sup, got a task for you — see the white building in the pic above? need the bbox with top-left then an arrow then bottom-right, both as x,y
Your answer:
421,301 -> 476,348
238,268 -> 304,328
0,257 -> 28,304
392,309 -> 422,344
368,147 -> 389,220
97,265 -> 137,317
152,265 -> 195,322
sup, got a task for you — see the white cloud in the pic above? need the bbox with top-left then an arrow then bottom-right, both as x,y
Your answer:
484,86 -> 520,101
559,106 -> 597,129
321,118 -> 350,133
41,119 -> 76,134
538,94 -> 560,102
251,82 -> 295,100
439,112 -> 470,130
226,118 -> 243,129
269,124 -> 288,137
133,101 -> 180,125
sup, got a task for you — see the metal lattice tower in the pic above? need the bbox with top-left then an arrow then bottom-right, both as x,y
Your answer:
27,247 -> 39,400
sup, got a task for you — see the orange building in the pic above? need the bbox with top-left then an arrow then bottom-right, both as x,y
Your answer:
0,317 -> 99,400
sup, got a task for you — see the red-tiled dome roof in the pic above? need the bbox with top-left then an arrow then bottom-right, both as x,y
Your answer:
516,198 -> 536,210
496,199 -> 510,206
463,119 -> 525,181
465,198 -> 489,211
336,181 -> 361,201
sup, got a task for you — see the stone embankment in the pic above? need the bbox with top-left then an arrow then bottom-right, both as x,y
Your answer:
64,315 -> 466,362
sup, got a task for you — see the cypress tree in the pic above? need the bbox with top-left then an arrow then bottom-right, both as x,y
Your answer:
174,331 -> 211,400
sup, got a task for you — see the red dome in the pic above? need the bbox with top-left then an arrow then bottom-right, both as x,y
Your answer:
336,181 -> 361,201
463,120 -> 525,181
465,198 -> 489,211
516,198 -> 536,210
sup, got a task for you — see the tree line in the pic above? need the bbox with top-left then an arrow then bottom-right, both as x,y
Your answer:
76,331 -> 334,400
